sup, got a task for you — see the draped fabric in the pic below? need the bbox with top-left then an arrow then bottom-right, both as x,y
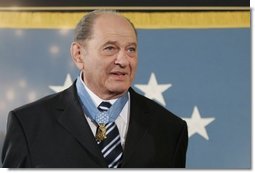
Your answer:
0,11 -> 250,29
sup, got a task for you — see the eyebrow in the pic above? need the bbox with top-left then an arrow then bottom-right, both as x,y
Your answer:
102,41 -> 137,47
102,41 -> 118,46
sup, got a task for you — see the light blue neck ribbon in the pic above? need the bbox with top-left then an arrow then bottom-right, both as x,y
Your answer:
76,76 -> 128,124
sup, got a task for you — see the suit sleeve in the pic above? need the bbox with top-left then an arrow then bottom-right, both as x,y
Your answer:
173,121 -> 188,168
1,111 -> 32,168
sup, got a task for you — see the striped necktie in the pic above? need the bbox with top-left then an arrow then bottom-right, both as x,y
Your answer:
97,101 -> 123,168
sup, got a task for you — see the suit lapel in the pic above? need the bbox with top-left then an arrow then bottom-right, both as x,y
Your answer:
53,84 -> 152,167
55,83 -> 107,167
121,88 -> 152,166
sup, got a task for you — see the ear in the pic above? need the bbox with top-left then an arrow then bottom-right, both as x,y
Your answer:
70,42 -> 85,70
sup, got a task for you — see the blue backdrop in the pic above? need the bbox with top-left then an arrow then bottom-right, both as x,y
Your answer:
0,28 -> 251,168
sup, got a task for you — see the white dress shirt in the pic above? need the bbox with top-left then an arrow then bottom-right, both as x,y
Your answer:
79,74 -> 130,148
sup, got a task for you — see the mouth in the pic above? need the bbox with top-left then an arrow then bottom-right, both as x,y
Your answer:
111,71 -> 127,75
110,71 -> 128,80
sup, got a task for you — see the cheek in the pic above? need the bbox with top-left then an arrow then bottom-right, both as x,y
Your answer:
130,59 -> 138,73
84,56 -> 104,73
97,65 -> 110,82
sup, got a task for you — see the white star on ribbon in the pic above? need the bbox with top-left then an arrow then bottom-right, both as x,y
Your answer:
135,73 -> 172,106
49,73 -> 73,93
182,106 -> 215,140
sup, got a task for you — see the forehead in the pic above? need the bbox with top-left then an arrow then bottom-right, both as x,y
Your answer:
91,13 -> 137,42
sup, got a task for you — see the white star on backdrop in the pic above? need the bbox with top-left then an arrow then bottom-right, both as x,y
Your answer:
49,73 -> 73,93
182,106 -> 215,140
135,73 -> 172,106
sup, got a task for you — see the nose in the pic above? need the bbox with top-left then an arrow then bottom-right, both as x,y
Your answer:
114,49 -> 129,68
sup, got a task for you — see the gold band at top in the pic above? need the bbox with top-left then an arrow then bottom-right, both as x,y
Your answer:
0,11 -> 250,29
0,6 -> 250,11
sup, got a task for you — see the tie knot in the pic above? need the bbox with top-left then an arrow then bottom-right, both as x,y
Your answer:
98,101 -> 112,112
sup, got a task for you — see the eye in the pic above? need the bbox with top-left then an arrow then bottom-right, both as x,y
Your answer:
104,46 -> 115,51
102,45 -> 118,56
128,47 -> 136,52
127,46 -> 137,57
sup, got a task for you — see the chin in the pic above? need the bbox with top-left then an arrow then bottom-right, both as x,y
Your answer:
109,86 -> 129,95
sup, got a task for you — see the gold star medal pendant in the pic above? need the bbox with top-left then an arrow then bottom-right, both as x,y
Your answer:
96,123 -> 107,142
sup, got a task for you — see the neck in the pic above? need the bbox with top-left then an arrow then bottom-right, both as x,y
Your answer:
100,91 -> 126,100
90,87 -> 126,100
82,78 -> 126,100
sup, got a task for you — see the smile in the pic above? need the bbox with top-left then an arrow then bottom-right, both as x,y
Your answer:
110,71 -> 128,80
111,72 -> 127,75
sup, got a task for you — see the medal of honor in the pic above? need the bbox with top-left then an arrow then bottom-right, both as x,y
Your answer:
96,124 -> 107,142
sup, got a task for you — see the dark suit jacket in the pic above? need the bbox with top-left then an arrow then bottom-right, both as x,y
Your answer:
1,82 -> 188,168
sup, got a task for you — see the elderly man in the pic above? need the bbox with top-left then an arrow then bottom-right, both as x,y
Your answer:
2,10 -> 188,168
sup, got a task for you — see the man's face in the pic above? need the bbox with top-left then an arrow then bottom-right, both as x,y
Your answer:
81,14 -> 138,99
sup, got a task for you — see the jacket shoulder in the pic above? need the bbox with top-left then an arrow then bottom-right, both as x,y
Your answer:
11,83 -> 76,121
129,88 -> 186,126
13,92 -> 60,114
